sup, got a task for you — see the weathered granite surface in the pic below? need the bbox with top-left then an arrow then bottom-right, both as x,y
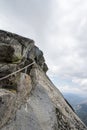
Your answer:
0,30 -> 87,130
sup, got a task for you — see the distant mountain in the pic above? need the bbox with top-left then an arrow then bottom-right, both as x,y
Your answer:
75,102 -> 87,126
63,93 -> 86,106
63,93 -> 87,126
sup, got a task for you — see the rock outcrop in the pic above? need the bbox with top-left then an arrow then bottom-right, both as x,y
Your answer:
0,30 -> 87,130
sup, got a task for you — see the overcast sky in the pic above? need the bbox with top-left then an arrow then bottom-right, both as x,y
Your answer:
0,0 -> 87,96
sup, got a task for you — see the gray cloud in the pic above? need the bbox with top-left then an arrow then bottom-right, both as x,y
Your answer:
0,0 -> 52,45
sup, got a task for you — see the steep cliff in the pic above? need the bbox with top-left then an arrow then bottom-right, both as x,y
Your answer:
0,30 -> 87,130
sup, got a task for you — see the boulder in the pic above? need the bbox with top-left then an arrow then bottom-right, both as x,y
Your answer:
0,30 -> 87,130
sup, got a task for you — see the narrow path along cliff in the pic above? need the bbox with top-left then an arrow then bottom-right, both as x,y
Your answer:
0,30 -> 87,130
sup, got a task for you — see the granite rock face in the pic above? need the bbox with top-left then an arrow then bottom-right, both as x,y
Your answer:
0,30 -> 87,130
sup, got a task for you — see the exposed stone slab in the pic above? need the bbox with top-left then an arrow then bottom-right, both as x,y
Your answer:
0,30 -> 87,130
